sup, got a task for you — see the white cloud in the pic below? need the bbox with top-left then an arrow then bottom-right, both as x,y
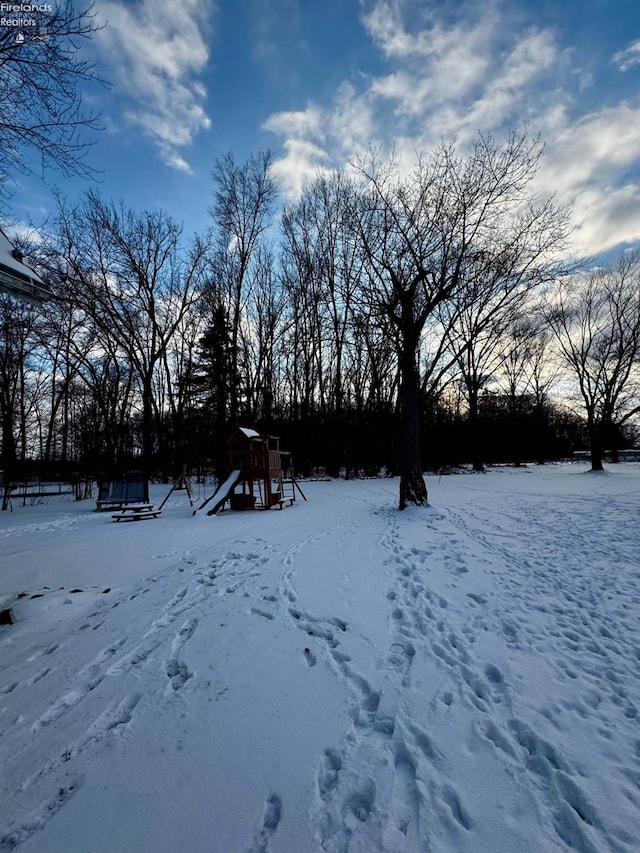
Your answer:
263,106 -> 335,199
614,39 -> 640,72
370,13 -> 560,146
96,0 -> 214,171
4,221 -> 46,245
541,105 -> 640,193
538,104 -> 640,254
327,83 -> 377,159
361,0 -> 432,58
364,1 -> 498,115
265,0 -> 640,255
452,29 -> 558,140
268,137 -> 330,200
263,106 -> 324,141
571,184 -> 640,255
266,0 -> 561,197
165,153 -> 193,174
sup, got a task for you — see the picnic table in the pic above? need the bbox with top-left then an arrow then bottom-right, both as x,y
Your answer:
111,505 -> 160,522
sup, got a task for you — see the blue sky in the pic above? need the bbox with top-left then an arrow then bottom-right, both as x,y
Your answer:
11,0 -> 640,259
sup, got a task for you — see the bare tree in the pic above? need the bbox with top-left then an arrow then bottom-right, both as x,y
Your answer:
347,132 -> 569,508
209,151 -> 277,424
240,247 -> 289,424
503,323 -> 563,464
546,253 -> 640,470
0,1 -> 106,204
49,192 -> 210,471
0,296 -> 37,493
280,171 -> 369,473
279,250 -> 321,424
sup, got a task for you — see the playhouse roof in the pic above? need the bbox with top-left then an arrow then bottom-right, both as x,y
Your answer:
228,427 -> 280,447
238,427 -> 261,439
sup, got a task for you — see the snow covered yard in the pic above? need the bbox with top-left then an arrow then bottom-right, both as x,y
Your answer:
1,464 -> 639,853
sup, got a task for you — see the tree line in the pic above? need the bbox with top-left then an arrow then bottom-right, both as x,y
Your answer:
2,134 -> 639,508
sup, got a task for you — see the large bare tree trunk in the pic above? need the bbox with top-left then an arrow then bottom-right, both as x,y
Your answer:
588,419 -> 604,471
398,303 -> 428,509
467,383 -> 485,472
398,344 -> 428,508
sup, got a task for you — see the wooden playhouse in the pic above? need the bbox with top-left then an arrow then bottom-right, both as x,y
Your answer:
196,428 -> 306,516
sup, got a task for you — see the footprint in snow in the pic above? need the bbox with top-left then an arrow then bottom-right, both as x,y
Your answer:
386,640 -> 415,685
318,748 -> 342,799
0,774 -> 84,850
251,607 -> 275,621
166,659 -> 191,691
27,666 -> 51,685
342,780 -> 376,828
390,745 -> 419,837
440,784 -> 473,831
164,618 -> 198,692
26,643 -> 59,662
246,793 -> 282,853
484,664 -> 503,685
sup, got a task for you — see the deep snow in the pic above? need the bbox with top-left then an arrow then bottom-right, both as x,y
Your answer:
1,464 -> 639,852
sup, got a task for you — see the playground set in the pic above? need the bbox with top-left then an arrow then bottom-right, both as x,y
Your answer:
96,429 -> 305,521
194,427 -> 306,516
